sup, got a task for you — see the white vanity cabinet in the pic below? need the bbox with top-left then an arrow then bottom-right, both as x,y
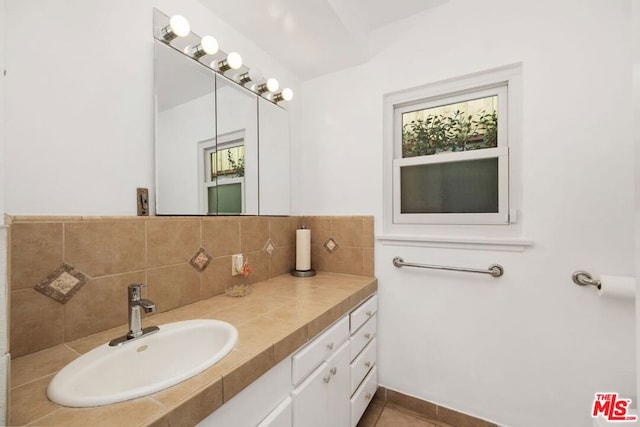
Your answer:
290,294 -> 378,427
197,293 -> 377,427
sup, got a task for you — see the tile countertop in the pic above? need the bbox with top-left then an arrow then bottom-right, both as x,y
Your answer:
9,272 -> 377,427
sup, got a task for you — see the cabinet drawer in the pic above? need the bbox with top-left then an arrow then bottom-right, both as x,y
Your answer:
350,314 -> 376,362
350,337 -> 376,396
350,294 -> 377,334
350,366 -> 378,427
292,316 -> 349,386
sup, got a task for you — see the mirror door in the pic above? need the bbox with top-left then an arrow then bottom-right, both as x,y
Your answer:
259,98 -> 290,215
155,40 -> 216,215
211,76 -> 258,215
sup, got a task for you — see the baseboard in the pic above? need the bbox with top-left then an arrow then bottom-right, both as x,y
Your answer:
375,386 -> 498,427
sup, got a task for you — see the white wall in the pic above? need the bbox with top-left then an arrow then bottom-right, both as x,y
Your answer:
299,1 -> 635,426
0,0 -> 7,424
4,0 -> 300,216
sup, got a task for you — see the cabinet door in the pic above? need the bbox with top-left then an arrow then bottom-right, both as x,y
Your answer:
291,341 -> 350,427
291,361 -> 329,427
326,341 -> 350,427
258,396 -> 292,427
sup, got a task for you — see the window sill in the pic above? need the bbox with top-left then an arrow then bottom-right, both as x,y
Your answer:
377,234 -> 533,252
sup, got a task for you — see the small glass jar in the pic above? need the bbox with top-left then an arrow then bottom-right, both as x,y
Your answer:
225,283 -> 252,297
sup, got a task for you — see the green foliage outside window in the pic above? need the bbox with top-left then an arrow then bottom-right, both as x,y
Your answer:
402,110 -> 497,157
226,150 -> 245,177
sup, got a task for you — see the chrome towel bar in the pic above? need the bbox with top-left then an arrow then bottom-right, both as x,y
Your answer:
392,257 -> 504,278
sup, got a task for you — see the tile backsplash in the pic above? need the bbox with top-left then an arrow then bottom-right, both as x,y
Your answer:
7,215 -> 374,358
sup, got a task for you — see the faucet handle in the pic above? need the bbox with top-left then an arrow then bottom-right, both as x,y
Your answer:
128,283 -> 146,300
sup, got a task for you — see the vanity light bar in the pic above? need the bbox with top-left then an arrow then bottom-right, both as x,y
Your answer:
157,12 -> 294,106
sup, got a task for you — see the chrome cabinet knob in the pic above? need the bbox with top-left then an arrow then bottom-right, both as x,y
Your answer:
326,342 -> 334,350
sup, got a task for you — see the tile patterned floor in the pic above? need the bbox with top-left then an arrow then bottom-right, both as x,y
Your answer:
358,401 -> 456,427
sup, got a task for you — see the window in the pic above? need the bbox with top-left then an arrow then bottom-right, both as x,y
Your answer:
383,64 -> 523,242
198,130 -> 246,215
394,85 -> 508,225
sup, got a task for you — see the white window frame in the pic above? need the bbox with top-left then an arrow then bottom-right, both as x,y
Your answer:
393,85 -> 508,225
382,64 -> 527,248
197,129 -> 246,214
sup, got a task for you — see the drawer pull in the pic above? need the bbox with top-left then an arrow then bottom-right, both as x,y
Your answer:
366,310 -> 373,317
330,367 -> 337,375
365,393 -> 372,400
323,374 -> 331,383
365,361 -> 371,368
326,342 -> 334,350
364,333 -> 371,340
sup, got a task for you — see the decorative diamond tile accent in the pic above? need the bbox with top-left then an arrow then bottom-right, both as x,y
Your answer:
190,247 -> 213,272
264,239 -> 276,256
324,237 -> 339,254
34,263 -> 89,304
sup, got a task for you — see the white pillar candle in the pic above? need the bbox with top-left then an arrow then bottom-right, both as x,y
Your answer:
296,228 -> 311,271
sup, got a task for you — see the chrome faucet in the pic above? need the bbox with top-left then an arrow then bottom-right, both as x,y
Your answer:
127,284 -> 156,337
109,284 -> 159,346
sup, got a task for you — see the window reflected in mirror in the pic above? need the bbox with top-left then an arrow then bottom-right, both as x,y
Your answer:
201,131 -> 246,215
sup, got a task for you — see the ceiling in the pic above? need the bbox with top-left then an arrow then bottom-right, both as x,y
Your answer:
198,0 -> 448,80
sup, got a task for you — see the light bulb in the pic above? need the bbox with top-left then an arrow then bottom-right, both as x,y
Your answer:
216,52 -> 243,72
256,78 -> 279,94
226,52 -> 243,70
281,88 -> 294,101
200,36 -> 219,55
162,15 -> 190,41
190,35 -> 219,58
266,78 -> 279,92
273,88 -> 294,103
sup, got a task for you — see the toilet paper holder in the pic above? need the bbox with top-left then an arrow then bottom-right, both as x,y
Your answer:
572,271 -> 602,290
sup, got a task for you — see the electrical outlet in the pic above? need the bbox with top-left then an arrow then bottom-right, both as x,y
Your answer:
137,188 -> 149,216
231,254 -> 243,276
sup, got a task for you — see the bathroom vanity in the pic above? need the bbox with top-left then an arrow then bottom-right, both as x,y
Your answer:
198,294 -> 378,427
9,272 -> 377,426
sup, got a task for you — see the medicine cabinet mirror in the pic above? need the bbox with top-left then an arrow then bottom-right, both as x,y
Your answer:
154,12 -> 290,215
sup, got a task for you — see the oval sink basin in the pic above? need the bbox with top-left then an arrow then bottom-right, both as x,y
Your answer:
47,319 -> 238,407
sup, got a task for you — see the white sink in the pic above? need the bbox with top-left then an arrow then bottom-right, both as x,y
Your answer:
47,319 -> 238,407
